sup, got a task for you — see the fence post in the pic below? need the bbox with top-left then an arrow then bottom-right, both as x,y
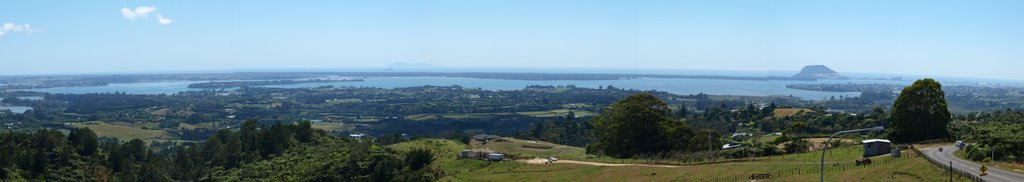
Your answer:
948,160 -> 952,182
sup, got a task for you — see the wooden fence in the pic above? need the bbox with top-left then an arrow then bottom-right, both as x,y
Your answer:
509,150 -> 921,181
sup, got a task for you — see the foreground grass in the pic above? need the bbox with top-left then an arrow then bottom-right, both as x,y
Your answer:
407,138 -> 972,181
439,151 -> 970,182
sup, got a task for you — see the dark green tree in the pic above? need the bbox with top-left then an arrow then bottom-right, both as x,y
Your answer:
786,122 -> 808,135
404,148 -> 434,171
888,78 -> 951,143
295,121 -> 314,143
239,119 -> 260,162
588,93 -> 694,158
69,128 -> 98,156
677,103 -> 688,117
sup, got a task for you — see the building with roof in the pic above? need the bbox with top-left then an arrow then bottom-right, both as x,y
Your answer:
862,139 -> 891,157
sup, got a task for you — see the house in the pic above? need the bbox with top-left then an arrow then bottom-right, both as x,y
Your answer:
862,139 -> 891,157
460,149 -> 502,162
731,133 -> 752,139
722,143 -> 743,150
349,133 -> 365,138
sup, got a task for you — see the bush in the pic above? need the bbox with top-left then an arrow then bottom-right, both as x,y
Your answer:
964,145 -> 991,162
404,149 -> 435,171
760,144 -> 784,156
784,139 -> 811,154
720,147 -> 760,159
772,135 -> 792,145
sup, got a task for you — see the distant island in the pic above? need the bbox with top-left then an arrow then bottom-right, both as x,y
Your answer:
791,65 -> 847,80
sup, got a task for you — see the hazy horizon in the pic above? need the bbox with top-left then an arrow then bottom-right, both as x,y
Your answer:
3,1 -> 1024,80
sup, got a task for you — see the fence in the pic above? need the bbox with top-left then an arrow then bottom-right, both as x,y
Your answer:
690,153 -> 916,182
912,147 -> 985,182
505,150 -> 765,166
509,150 -> 918,181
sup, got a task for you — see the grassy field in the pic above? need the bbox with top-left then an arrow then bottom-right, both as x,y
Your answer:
757,135 -> 781,144
473,137 -> 587,159
439,148 -> 970,182
405,109 -> 597,121
178,122 -> 199,129
419,137 -> 973,182
774,108 -> 816,118
310,122 -> 349,132
516,109 -> 597,118
72,121 -> 168,141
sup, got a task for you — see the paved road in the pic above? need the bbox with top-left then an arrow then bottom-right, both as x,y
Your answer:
922,145 -> 1024,182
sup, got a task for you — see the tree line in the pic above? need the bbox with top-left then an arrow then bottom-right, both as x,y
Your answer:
0,120 -> 439,181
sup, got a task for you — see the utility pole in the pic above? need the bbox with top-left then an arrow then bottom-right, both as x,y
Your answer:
708,134 -> 713,161
708,134 -> 712,151
949,161 -> 952,182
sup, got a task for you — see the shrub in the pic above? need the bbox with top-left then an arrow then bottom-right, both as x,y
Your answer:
784,139 -> 811,154
760,144 -> 784,156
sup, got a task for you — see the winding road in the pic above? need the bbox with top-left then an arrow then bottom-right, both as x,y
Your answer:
922,145 -> 1024,182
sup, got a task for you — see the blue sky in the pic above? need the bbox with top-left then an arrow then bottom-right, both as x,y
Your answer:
1,0 -> 1023,80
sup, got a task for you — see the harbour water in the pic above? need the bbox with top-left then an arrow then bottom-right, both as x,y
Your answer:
23,77 -> 913,100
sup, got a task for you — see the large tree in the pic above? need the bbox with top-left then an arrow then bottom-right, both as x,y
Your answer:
68,127 -> 98,156
888,78 -> 951,143
587,93 -> 694,158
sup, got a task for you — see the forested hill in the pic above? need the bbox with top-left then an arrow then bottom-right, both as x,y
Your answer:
0,120 -> 439,181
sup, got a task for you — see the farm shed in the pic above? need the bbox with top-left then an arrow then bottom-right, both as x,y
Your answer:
487,153 -> 505,161
862,139 -> 891,157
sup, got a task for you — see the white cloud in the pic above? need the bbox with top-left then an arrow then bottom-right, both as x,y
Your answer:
0,22 -> 43,36
157,14 -> 173,25
121,6 -> 158,21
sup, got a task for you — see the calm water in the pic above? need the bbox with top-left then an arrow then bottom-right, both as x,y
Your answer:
0,98 -> 34,114
27,81 -> 204,95
24,77 -> 912,100
16,96 -> 43,101
0,106 -> 32,114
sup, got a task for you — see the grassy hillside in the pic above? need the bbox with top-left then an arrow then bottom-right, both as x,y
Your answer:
440,151 -> 970,181
421,138 -> 972,182
389,139 -> 468,164
473,137 -> 586,159
774,108 -> 816,118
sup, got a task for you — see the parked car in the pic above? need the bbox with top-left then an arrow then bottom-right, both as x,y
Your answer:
955,141 -> 966,148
